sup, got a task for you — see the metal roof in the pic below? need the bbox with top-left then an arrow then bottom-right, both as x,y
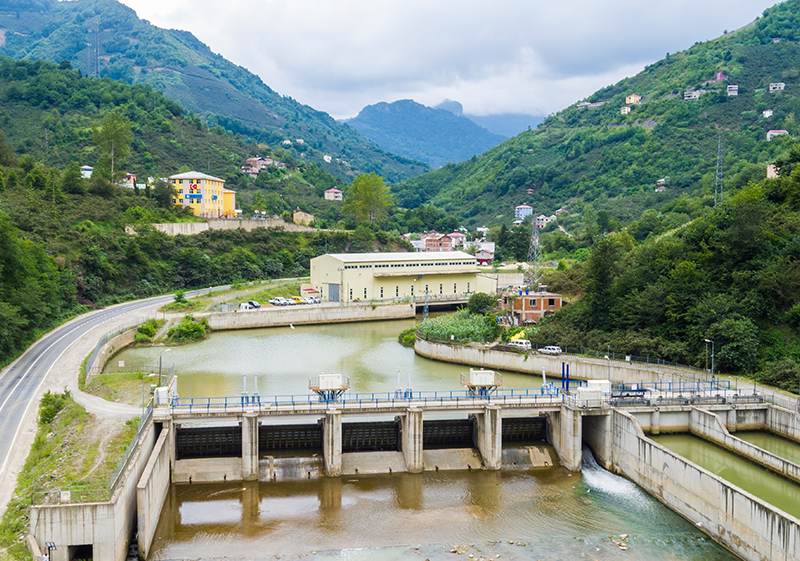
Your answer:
324,251 -> 475,263
169,171 -> 225,182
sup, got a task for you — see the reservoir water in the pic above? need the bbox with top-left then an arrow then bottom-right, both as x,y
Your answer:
735,430 -> 800,465
652,433 -> 800,519
116,319 -> 738,560
111,318 -> 545,397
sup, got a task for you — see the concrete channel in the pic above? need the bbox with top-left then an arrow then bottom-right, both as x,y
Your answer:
26,322 -> 800,561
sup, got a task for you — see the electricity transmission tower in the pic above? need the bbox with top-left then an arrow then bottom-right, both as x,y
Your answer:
524,215 -> 543,289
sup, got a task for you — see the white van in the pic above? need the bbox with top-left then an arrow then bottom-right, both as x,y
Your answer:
508,339 -> 532,350
539,346 -> 562,355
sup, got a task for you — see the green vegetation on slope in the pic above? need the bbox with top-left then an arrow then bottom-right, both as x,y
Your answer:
0,0 -> 430,182
392,0 -> 800,231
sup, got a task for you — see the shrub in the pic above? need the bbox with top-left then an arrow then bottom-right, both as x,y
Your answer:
134,331 -> 152,344
39,389 -> 71,426
173,289 -> 187,304
398,327 -> 417,347
418,309 -> 499,342
467,292 -> 497,315
167,315 -> 210,342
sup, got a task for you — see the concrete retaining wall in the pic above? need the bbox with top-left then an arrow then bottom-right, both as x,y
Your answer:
127,219 -> 316,237
86,328 -> 138,384
610,409 -> 800,561
204,302 -> 415,330
173,457 -> 243,483
415,339 -> 693,383
767,406 -> 800,442
136,429 -> 170,559
30,422 -> 157,561
691,407 -> 800,486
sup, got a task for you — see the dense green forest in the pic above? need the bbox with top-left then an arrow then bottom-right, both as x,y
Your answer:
393,0 -> 800,233
0,0 -> 429,182
525,148 -> 800,391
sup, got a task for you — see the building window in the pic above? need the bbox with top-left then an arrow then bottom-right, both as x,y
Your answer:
380,287 -> 384,298
396,286 -> 399,297
548,298 -> 555,307
439,284 -> 443,295
364,288 -> 367,299
454,283 -> 457,294
529,299 -> 537,307
350,288 -> 353,300
411,285 -> 414,296
425,284 -> 429,293
467,282 -> 470,292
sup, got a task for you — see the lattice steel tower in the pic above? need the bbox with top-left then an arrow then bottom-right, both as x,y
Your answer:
525,216 -> 543,289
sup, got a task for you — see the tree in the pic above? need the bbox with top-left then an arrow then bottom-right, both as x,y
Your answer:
341,172 -> 392,225
467,292 -> 496,315
61,161 -> 85,195
93,111 -> 133,183
151,179 -> 175,209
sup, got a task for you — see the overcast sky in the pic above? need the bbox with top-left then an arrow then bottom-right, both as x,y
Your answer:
119,0 -> 780,119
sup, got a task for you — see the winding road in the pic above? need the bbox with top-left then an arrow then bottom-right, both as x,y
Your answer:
0,287 -> 221,516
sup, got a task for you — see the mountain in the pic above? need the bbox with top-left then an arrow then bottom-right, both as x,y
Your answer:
393,1 -> 800,229
344,100 -> 506,168
434,100 -> 545,138
0,0 -> 430,182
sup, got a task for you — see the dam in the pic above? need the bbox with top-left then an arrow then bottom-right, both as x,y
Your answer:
28,319 -> 800,561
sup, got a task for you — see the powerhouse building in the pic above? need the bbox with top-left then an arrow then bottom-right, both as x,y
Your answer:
310,251 -> 497,303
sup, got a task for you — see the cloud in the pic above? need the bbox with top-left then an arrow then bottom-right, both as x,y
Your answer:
120,0 -> 777,118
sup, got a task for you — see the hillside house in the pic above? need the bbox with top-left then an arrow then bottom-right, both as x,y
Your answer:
80,165 -> 93,179
425,233 -> 454,252
763,109 -> 774,118
292,210 -> 315,226
577,102 -> 591,108
170,171 -> 236,218
324,188 -> 343,201
526,188 -> 535,194
625,94 -> 641,105
620,106 -> 631,115
768,164 -> 779,179
716,72 -> 728,81
727,85 -> 739,96
475,248 -> 494,266
501,289 -> 562,325
770,82 -> 786,93
323,155 -> 332,163
555,208 -> 568,216
534,214 -> 557,229
655,186 -> 667,193
684,91 -> 702,101
448,232 -> 468,248
767,130 -> 789,141
588,102 -> 605,108
515,205 -> 533,220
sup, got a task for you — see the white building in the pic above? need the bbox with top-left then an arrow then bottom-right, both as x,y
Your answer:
767,130 -> 789,141
769,82 -> 786,93
514,205 -> 533,220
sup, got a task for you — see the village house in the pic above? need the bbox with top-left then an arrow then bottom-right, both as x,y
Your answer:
292,210 -> 315,226
767,130 -> 789,141
769,82 -> 786,93
684,91 -> 702,101
425,233 -> 455,252
763,109 -> 774,118
727,85 -> 739,96
620,106 -> 631,115
625,94 -> 641,105
324,188 -> 343,201
768,164 -> 779,179
515,204 -> 533,220
475,248 -> 494,266
500,289 -> 563,325
447,231 -> 468,249
80,165 -> 93,179
534,214 -> 557,229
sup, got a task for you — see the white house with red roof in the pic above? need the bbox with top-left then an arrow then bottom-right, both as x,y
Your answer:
324,188 -> 343,201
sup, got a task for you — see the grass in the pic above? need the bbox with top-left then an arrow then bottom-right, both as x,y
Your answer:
156,279 -> 310,313
84,371 -> 157,406
0,392 -> 138,561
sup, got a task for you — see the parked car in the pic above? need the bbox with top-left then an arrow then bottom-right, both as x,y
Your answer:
539,346 -> 563,355
311,296 -> 321,303
304,297 -> 316,304
238,302 -> 255,311
248,300 -> 261,309
508,339 -> 532,351
292,297 -> 305,304
269,297 -> 287,306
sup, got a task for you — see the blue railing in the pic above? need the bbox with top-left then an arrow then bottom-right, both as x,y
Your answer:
610,380 -> 732,394
170,385 -> 575,413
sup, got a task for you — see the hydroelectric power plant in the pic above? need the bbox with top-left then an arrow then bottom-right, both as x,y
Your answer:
27,318 -> 800,561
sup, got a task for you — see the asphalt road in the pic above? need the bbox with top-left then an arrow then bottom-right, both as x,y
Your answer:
0,287 -> 221,488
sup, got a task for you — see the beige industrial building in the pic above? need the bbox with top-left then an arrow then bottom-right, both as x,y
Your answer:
310,251 -> 497,303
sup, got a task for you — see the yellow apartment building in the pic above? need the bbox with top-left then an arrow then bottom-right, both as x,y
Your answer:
170,171 -> 237,218
310,251 -> 497,303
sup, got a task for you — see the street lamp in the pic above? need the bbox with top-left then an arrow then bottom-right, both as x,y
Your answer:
158,348 -> 171,386
704,339 -> 715,383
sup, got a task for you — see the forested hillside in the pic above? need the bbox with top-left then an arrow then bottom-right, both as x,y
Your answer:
345,100 -> 506,168
393,0 -> 800,230
0,0 -> 429,182
533,149 -> 800,391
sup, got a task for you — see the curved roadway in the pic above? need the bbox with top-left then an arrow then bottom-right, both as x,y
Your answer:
0,287 -> 221,515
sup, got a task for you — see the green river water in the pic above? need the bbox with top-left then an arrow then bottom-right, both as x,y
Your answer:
114,319 -> 744,560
